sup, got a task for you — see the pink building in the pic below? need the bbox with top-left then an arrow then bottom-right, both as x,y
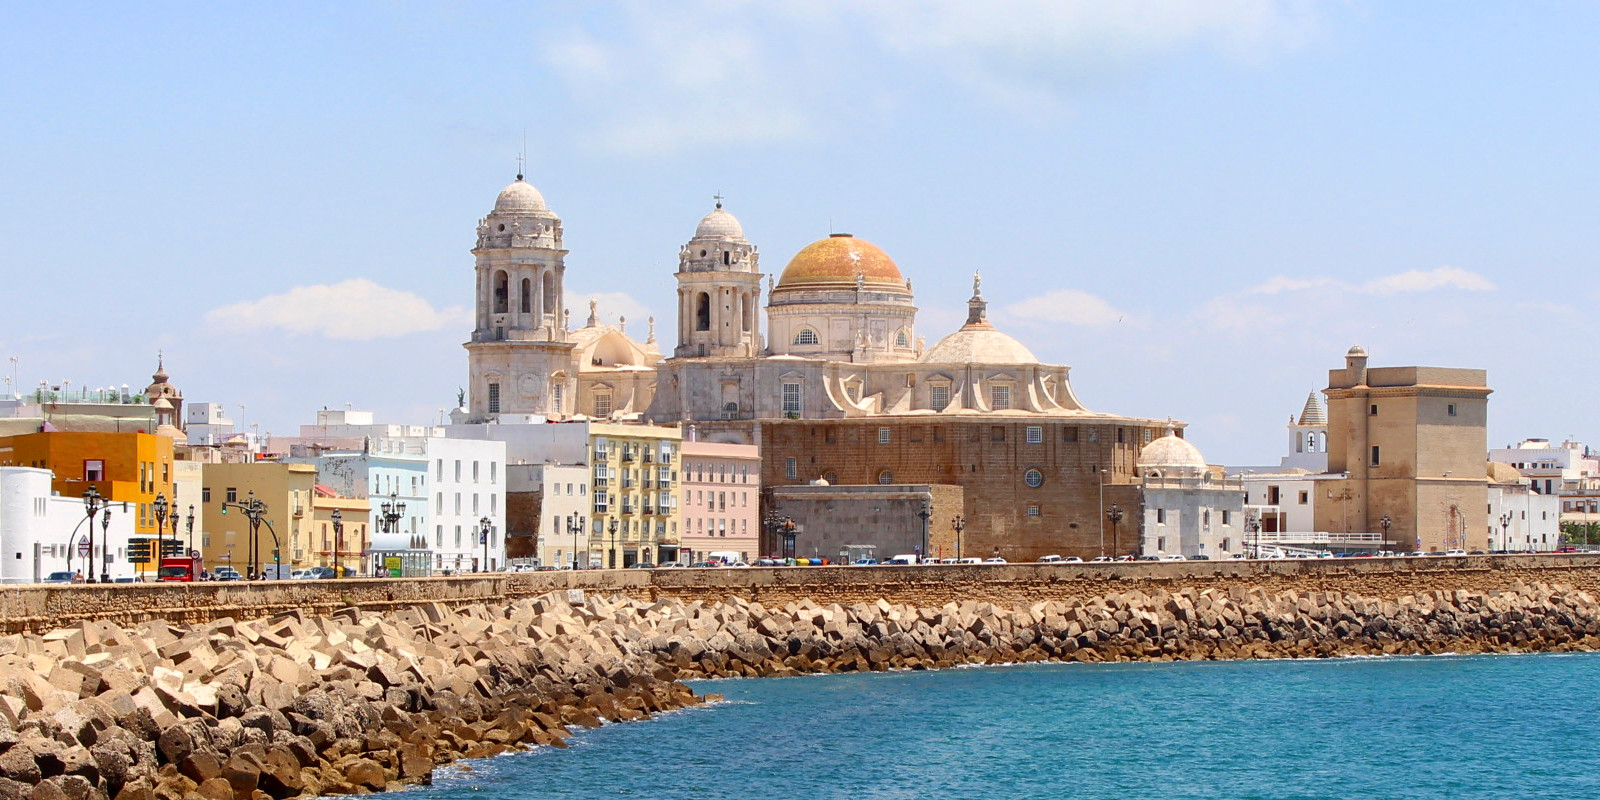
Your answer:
679,439 -> 761,564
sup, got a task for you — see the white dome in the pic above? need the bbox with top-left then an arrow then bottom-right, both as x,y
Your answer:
1139,433 -> 1207,470
695,206 -> 745,240
922,327 -> 1037,364
494,178 -> 549,214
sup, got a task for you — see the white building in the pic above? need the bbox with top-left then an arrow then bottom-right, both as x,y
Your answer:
508,463 -> 588,568
1136,432 -> 1245,559
0,467 -> 137,583
1489,438 -> 1600,496
423,437 -> 508,574
1487,462 -> 1560,551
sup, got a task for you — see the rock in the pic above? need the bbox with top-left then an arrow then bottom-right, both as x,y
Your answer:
254,747 -> 302,796
343,759 -> 385,791
176,751 -> 223,785
193,778 -> 232,800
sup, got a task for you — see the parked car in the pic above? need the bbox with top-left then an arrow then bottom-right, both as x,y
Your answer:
919,557 -> 940,565
290,569 -> 315,580
42,571 -> 76,584
1090,556 -> 1115,563
212,566 -> 242,581
1444,549 -> 1467,556
957,557 -> 983,565
939,558 -> 959,564
1062,556 -> 1084,563
1140,555 -> 1162,561
885,554 -> 918,565
983,557 -> 1007,564
1161,554 -> 1186,561
630,562 -> 656,569
1188,555 -> 1210,561
1037,554 -> 1064,563
852,558 -> 880,566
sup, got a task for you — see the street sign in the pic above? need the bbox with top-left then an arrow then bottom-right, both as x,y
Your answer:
76,537 -> 90,558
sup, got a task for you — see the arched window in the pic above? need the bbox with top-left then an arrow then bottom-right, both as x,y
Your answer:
695,293 -> 711,332
793,328 -> 819,346
895,329 -> 910,348
493,271 -> 509,313
723,251 -> 731,266
520,278 -> 531,314
877,470 -> 893,485
541,272 -> 556,317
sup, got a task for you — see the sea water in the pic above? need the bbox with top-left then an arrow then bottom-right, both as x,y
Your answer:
407,653 -> 1600,799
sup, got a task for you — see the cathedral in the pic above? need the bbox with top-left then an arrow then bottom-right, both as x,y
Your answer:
464,174 -> 1188,560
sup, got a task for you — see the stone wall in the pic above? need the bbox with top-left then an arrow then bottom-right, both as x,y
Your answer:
7,555 -> 1600,634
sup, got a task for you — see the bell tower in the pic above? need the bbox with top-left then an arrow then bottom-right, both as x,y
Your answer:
674,197 -> 763,359
463,173 -> 577,420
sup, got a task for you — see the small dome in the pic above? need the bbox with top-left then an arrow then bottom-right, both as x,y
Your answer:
694,206 -> 745,240
1139,432 -> 1207,471
923,327 -> 1038,364
494,178 -> 549,214
776,234 -> 904,290
1347,345 -> 1368,357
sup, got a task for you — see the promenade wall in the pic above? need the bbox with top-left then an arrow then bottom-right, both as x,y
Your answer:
5,554 -> 1600,633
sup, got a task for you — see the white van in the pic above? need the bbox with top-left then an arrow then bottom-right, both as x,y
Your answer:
886,554 -> 919,565
1037,554 -> 1063,563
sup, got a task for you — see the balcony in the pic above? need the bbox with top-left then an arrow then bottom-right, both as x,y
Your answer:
644,452 -> 654,463
643,504 -> 655,515
621,451 -> 635,462
621,504 -> 635,515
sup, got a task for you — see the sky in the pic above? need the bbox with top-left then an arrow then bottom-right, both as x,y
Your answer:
2,2 -> 1598,464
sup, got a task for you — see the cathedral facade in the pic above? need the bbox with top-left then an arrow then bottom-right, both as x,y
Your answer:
464,175 -> 1184,560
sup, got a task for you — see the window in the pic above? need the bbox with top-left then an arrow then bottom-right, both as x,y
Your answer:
1267,486 -> 1280,505
455,460 -> 462,481
930,384 -> 950,411
1370,404 -> 1378,416
487,383 -> 500,414
1371,446 -> 1381,466
436,526 -> 444,547
84,460 -> 104,482
1298,491 -> 1308,505
781,382 -> 802,414
594,394 -> 612,418
1143,429 -> 1152,444
793,328 -> 819,346
472,462 -> 480,482
1063,426 -> 1079,443
877,470 -> 893,485
878,428 -> 891,444
1026,505 -> 1040,517
1026,426 -> 1043,444
553,384 -> 563,413
1221,510 -> 1232,525
895,329 -> 910,348
490,463 -> 497,484
991,426 -> 1006,443
1087,427 -> 1099,443
1448,403 -> 1457,416
1024,468 -> 1044,488
1157,509 -> 1167,524
202,487 -> 211,503
991,385 -> 1010,410
785,457 -> 797,480
226,487 -> 237,503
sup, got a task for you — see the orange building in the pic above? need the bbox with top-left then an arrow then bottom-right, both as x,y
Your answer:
0,431 -> 176,535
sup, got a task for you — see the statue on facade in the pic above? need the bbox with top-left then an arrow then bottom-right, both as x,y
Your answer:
457,387 -> 465,408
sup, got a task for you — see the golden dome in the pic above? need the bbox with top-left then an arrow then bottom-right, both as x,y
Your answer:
776,234 -> 904,290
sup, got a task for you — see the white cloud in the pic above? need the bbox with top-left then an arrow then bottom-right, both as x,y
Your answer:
204,279 -> 469,341
538,1 -> 1318,154
1003,289 -> 1134,328
1243,266 -> 1495,297
1362,266 -> 1495,295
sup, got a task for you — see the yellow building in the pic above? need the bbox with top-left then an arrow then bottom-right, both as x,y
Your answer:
309,488 -> 370,577
0,431 -> 175,535
199,462 -> 316,577
588,422 -> 682,567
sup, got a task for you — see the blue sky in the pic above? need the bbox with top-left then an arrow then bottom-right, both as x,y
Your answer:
3,2 -> 1597,464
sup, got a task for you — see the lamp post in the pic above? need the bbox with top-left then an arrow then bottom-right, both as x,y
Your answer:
1244,511 -> 1260,559
98,506 -> 111,583
153,493 -> 168,577
1098,468 -> 1108,558
221,491 -> 280,579
1379,514 -> 1393,553
185,504 -> 195,552
331,509 -> 343,577
1499,512 -> 1512,553
608,518 -> 619,569
567,514 -> 586,569
80,486 -> 106,583
781,517 -> 796,561
1106,504 -> 1124,560
951,515 -> 966,561
479,515 -> 492,572
378,492 -> 405,576
916,496 -> 932,564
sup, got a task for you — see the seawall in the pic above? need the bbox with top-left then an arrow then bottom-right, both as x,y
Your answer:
6,555 -> 1600,634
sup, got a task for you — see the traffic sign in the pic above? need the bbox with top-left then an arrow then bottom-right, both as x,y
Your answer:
76,537 -> 90,558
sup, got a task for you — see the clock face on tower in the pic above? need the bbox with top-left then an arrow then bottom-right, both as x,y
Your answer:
519,375 -> 542,398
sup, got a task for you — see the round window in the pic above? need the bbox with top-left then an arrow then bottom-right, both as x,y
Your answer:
498,223 -> 506,231
1024,468 -> 1044,488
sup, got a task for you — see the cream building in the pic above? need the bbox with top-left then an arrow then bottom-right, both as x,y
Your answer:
1137,432 -> 1245,559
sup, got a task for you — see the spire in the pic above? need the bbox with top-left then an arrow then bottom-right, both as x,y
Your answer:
965,270 -> 989,326
152,351 -> 168,383
713,191 -> 724,210
618,315 -> 627,334
1298,392 -> 1326,426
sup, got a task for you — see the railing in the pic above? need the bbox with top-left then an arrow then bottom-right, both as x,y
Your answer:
1249,531 -> 1392,545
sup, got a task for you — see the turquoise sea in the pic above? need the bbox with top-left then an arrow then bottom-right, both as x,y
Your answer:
409,654 -> 1600,799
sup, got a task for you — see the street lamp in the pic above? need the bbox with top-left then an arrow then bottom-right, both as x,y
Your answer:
567,513 -> 586,569
1379,514 -> 1393,553
185,504 -> 195,551
220,491 -> 281,579
1499,512 -> 1512,553
916,496 -> 932,564
153,493 -> 168,577
331,508 -> 343,577
378,491 -> 405,576
608,518 -> 619,569
1106,504 -> 1124,560
478,515 -> 492,572
951,514 -> 966,561
81,486 -> 105,583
